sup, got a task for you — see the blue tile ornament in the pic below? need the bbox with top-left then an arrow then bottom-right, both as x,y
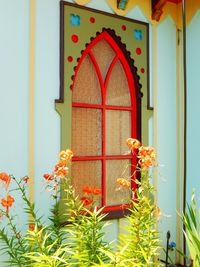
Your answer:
118,0 -> 128,10
134,29 -> 142,40
70,14 -> 80,26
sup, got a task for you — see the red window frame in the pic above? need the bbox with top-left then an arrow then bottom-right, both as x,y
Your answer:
71,30 -> 140,218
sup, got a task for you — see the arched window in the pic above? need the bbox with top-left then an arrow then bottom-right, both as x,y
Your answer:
71,30 -> 141,218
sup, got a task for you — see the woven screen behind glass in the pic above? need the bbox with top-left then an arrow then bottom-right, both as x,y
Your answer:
106,110 -> 131,155
106,60 -> 131,106
72,160 -> 102,206
106,159 -> 131,206
72,107 -> 102,156
71,31 -> 135,212
72,54 -> 102,104
91,39 -> 115,81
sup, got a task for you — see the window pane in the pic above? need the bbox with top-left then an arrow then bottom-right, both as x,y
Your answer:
72,160 -> 102,207
72,107 -> 102,156
72,54 -> 101,104
106,110 -> 131,155
106,160 -> 131,206
91,39 -> 115,81
106,60 -> 131,106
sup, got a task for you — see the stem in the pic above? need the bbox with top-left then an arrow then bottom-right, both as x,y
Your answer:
11,175 -> 41,225
91,214 -> 97,262
0,229 -> 23,267
7,213 -> 26,254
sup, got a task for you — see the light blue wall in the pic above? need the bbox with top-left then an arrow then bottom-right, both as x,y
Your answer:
0,0 -> 30,225
34,0 -> 61,221
156,16 -> 177,259
0,0 -> 30,263
0,0 -> 29,178
187,11 -> 200,201
0,0 -> 180,265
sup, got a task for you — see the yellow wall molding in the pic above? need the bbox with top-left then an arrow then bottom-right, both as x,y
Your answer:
132,0 -> 152,22
175,26 -> 181,263
186,0 -> 200,25
158,2 -> 179,25
160,1 -> 195,30
152,24 -> 159,265
29,0 -> 36,208
106,0 -> 179,27
105,0 -> 200,29
73,0 -> 91,5
81,0 -> 200,29
152,23 -> 158,211
106,0 -> 152,21
135,1 -> 198,27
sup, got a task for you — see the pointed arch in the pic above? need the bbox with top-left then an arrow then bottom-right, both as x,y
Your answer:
71,29 -> 142,218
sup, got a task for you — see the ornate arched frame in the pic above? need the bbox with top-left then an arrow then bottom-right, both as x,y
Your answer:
71,29 -> 142,217
56,2 -> 149,219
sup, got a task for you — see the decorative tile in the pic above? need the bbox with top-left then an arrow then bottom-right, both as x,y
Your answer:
134,29 -> 142,40
118,0 -> 129,10
106,0 -> 136,16
70,14 -> 80,26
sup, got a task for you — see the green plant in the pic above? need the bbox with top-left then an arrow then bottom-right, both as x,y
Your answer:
181,191 -> 200,267
0,150 -> 74,266
117,171 -> 160,267
0,174 -> 43,266
66,207 -> 111,266
0,141 -> 162,267
112,140 -> 160,266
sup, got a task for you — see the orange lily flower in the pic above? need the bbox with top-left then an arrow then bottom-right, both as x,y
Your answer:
82,186 -> 102,195
155,206 -> 162,219
81,197 -> 93,206
126,138 -> 141,150
0,172 -> 11,190
138,146 -> 157,159
138,146 -> 157,169
116,178 -> 130,188
43,173 -> 54,181
82,186 -> 93,194
59,149 -> 73,165
54,162 -> 68,177
29,223 -> 35,231
1,195 -> 15,215
22,176 -> 29,184
16,232 -> 21,239
93,188 -> 101,195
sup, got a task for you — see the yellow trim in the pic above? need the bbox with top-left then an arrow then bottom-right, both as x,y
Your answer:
177,3 -> 183,30
152,26 -> 160,266
186,0 -> 200,25
152,24 -> 158,201
106,0 -> 152,20
106,0 -> 200,28
152,26 -> 159,266
74,0 -> 91,5
175,26 -> 181,263
180,22 -> 185,266
158,2 -> 179,26
29,0 -> 36,209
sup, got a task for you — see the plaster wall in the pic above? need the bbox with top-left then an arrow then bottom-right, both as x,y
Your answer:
156,16 -> 177,259
186,11 -> 200,202
0,0 -> 179,265
0,0 -> 30,263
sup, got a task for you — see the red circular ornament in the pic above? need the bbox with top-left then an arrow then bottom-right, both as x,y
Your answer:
121,25 -> 126,31
141,68 -> 145,73
67,56 -> 73,62
90,17 -> 95,23
136,48 -> 142,55
71,34 -> 78,43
